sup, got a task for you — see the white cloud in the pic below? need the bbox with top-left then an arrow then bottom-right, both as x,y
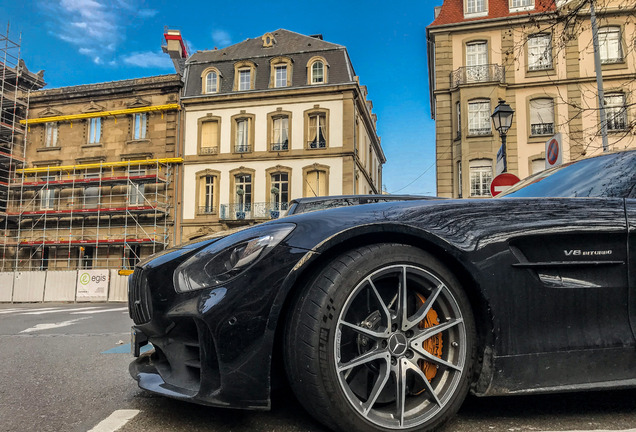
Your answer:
212,30 -> 232,47
42,0 -> 158,64
121,51 -> 173,69
138,9 -> 158,18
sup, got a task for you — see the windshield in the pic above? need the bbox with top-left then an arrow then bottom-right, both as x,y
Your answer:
499,151 -> 636,198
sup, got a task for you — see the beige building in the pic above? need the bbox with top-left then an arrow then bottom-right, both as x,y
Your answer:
427,0 -> 636,198
1,75 -> 183,270
178,29 -> 385,240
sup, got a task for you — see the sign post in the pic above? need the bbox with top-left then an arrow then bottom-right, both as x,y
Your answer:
545,133 -> 562,169
490,173 -> 521,197
495,142 -> 507,175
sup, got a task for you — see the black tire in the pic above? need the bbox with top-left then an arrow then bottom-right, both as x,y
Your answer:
284,244 -> 476,432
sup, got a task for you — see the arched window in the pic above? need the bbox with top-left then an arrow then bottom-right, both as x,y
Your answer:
205,71 -> 218,93
307,57 -> 328,85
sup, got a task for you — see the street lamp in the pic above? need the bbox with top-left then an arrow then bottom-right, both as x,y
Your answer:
491,99 -> 514,174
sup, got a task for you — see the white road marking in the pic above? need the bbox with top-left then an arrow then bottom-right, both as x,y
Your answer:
19,317 -> 90,333
543,430 -> 636,432
21,306 -> 104,315
3,307 -> 60,313
88,409 -> 140,432
0,309 -> 26,314
71,307 -> 128,315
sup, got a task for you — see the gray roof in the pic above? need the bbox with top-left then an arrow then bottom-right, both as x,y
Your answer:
183,29 -> 355,97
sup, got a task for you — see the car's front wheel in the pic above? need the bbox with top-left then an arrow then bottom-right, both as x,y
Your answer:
285,244 -> 476,432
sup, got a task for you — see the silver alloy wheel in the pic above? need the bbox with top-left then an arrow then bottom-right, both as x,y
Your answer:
334,264 -> 467,430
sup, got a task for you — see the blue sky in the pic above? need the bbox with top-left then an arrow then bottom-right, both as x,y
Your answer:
2,0 -> 444,195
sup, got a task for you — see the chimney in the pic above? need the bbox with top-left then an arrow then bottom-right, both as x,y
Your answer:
162,28 -> 188,74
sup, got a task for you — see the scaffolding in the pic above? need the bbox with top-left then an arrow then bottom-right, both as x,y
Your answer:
1,158 -> 180,270
0,24 -> 45,268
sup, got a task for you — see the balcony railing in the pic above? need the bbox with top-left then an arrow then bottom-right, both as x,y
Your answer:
531,123 -> 554,136
451,64 -> 505,88
271,142 -> 289,151
308,140 -> 326,149
220,202 -> 289,221
198,206 -> 216,215
468,127 -> 491,136
235,145 -> 251,153
528,61 -> 553,71
200,146 -> 219,155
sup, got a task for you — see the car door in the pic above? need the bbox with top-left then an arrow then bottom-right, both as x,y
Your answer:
628,189 -> 636,341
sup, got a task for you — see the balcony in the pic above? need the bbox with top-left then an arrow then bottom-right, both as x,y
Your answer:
200,146 -> 219,155
198,205 -> 216,215
271,142 -> 288,151
219,202 -> 289,221
531,123 -> 554,136
235,145 -> 251,153
451,64 -> 505,88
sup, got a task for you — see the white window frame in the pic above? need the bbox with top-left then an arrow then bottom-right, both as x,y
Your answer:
510,0 -> 534,12
205,71 -> 218,93
235,174 -> 252,213
605,93 -> 627,131
239,69 -> 251,91
271,172 -> 289,210
127,168 -> 146,206
599,27 -> 623,64
469,160 -> 493,197
528,34 -> 552,71
466,42 -> 488,67
456,102 -> 461,139
311,61 -> 325,84
468,100 -> 491,136
274,65 -> 287,88
236,119 -> 249,152
40,176 -> 57,210
45,122 -> 58,148
204,176 -> 215,213
133,113 -> 147,140
272,116 -> 289,150
83,173 -> 101,208
465,0 -> 487,17
529,98 -> 555,136
457,161 -> 463,198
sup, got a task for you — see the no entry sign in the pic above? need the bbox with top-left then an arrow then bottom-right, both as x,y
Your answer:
490,173 -> 520,197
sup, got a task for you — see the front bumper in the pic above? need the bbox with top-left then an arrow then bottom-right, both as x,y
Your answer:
127,243 -> 306,410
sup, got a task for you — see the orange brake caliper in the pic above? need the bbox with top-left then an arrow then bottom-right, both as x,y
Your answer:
415,293 -> 443,382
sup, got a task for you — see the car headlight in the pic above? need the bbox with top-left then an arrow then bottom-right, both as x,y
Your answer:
173,223 -> 295,293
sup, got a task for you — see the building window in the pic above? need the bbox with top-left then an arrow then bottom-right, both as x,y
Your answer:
530,98 -> 555,136
271,172 -> 289,211
469,160 -> 492,197
203,176 -> 215,213
510,0 -> 534,11
599,27 -> 623,64
206,71 -> 218,93
235,174 -> 252,214
239,69 -> 251,91
531,159 -> 545,174
465,41 -> 488,82
308,112 -> 327,148
456,102 -> 461,139
200,119 -> 220,154
128,169 -> 145,205
528,34 -> 552,71
465,0 -> 487,16
275,65 -> 287,88
133,113 -> 147,140
80,246 -> 94,269
45,122 -> 58,147
605,93 -> 627,131
312,61 -> 324,83
88,118 -> 101,144
468,100 -> 491,135
40,176 -> 56,210
457,161 -> 463,198
271,116 -> 289,151
236,119 -> 249,152
83,173 -> 101,208
304,169 -> 328,197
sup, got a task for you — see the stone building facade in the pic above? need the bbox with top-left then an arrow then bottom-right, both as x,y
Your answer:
1,74 -> 183,270
427,0 -> 636,198
178,29 -> 385,239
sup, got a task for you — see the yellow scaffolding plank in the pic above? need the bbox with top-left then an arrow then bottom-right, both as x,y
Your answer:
16,158 -> 184,173
19,104 -> 181,125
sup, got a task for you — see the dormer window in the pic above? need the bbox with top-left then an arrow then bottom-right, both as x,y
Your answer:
465,0 -> 487,17
233,60 -> 256,91
262,32 -> 275,48
239,69 -> 251,90
269,57 -> 293,88
275,65 -> 287,87
201,67 -> 221,94
510,0 -> 534,12
307,56 -> 328,85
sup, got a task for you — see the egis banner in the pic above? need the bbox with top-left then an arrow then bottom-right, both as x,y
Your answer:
76,269 -> 109,301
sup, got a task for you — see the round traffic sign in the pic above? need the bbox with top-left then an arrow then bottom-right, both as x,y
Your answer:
490,173 -> 521,197
547,138 -> 559,165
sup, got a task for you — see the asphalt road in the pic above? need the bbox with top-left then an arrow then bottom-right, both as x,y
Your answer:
1,303 -> 635,432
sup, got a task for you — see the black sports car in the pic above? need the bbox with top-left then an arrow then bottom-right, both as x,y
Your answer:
129,150 -> 636,432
